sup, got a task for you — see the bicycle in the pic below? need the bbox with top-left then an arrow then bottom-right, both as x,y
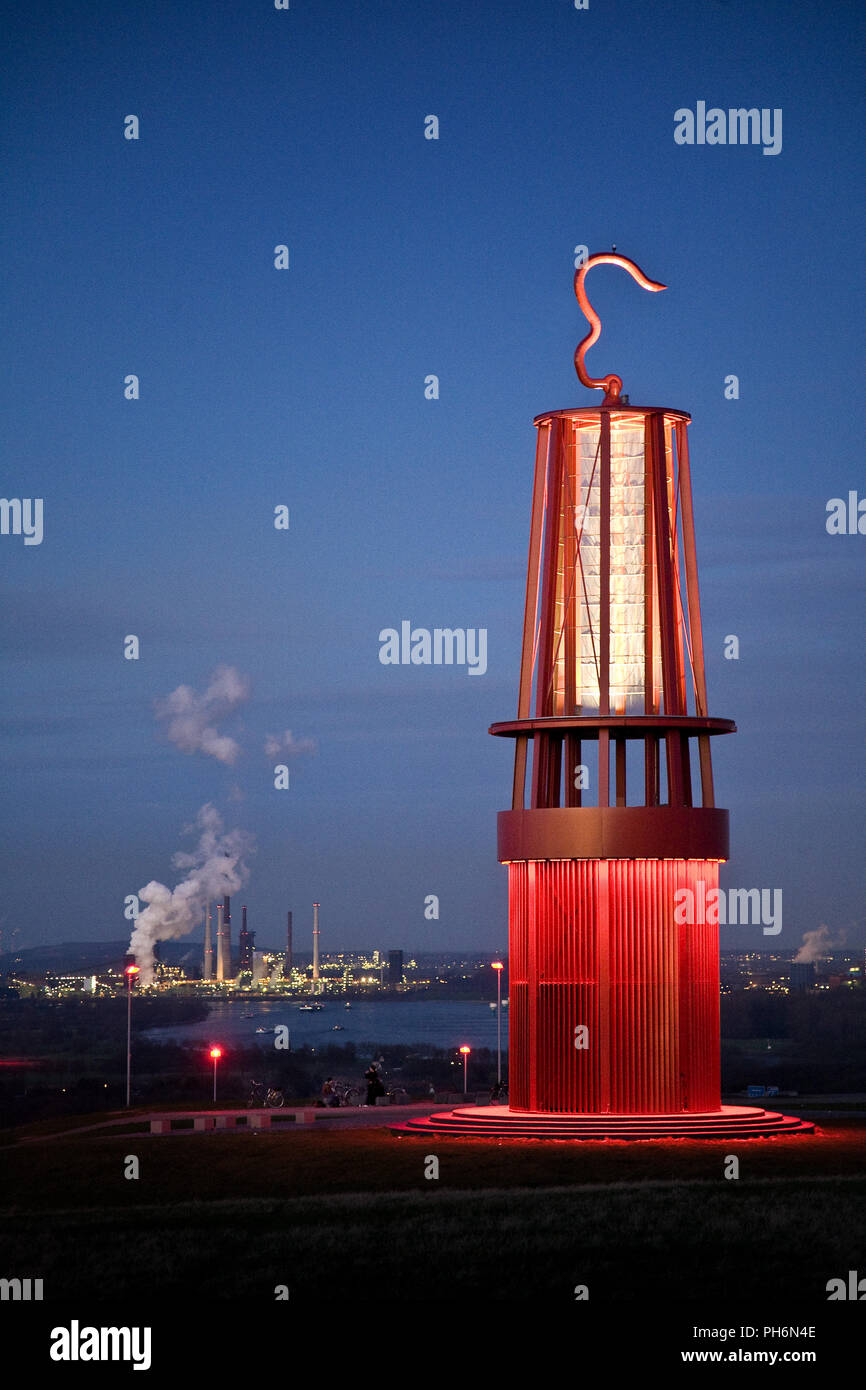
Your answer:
489,1080 -> 509,1104
330,1080 -> 362,1107
248,1080 -> 285,1108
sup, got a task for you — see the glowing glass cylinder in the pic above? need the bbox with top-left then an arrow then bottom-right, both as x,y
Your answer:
493,403 -> 735,1117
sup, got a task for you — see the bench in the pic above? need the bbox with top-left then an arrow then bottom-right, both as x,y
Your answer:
149,1109 -> 317,1134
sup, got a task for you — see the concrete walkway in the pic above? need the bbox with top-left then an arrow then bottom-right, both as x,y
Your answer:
17,1102 -> 445,1143
16,1096 -> 864,1144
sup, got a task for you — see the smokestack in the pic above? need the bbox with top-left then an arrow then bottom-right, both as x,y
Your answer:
312,902 -> 320,988
216,903 -> 226,982
238,905 -> 254,971
203,901 -> 213,981
223,895 -> 232,975
285,910 -> 293,978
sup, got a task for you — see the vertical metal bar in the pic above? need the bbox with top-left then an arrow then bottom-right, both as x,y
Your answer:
512,737 -> 529,814
598,729 -> 610,808
696,733 -> 714,809
528,862 -> 537,1111
680,732 -> 693,807
643,418 -> 656,808
565,733 -> 582,807
645,736 -> 655,806
599,412 -> 611,716
596,412 -> 611,807
668,733 -> 683,806
648,412 -> 684,804
513,420 -> 551,811
548,736 -> 563,809
615,736 -> 626,806
666,423 -> 688,717
563,420 -> 577,716
649,412 -> 680,709
598,860 -> 610,1113
669,861 -> 681,1111
676,420 -> 715,807
675,420 -> 709,715
532,421 -> 565,807
645,427 -> 659,717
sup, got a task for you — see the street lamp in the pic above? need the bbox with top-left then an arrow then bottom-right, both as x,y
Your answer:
492,961 -> 504,1085
459,1045 -> 471,1094
125,965 -> 140,1108
209,1046 -> 222,1104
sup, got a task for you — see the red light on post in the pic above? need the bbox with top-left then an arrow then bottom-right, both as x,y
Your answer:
209,1045 -> 222,1103
125,965 -> 140,1108
491,964 -> 505,1087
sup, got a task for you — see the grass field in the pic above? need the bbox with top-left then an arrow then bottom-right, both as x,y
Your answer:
2,1118 -> 864,1301
5,1177 -> 864,1303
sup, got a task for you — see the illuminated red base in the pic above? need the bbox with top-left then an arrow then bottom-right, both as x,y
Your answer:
508,859 -> 723,1113
392,1105 -> 814,1140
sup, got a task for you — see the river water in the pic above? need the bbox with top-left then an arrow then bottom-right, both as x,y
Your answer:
143,997 -> 509,1053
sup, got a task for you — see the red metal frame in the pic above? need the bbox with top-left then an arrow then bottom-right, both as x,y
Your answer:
393,258 -> 812,1141
574,253 -> 666,404
495,256 -> 738,1117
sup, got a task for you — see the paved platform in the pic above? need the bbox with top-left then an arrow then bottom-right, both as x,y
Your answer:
145,1104 -> 445,1134
391,1104 -> 816,1141
18,1100 -> 839,1144
18,1103 -> 444,1142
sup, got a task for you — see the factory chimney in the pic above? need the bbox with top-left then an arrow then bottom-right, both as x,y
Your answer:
284,910 -> 293,978
215,903 -> 225,982
238,905 -> 254,971
312,902 -> 320,991
203,901 -> 213,981
223,896 -> 232,976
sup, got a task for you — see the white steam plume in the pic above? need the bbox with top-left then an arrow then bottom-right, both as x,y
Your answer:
793,924 -> 845,964
129,803 -> 254,983
155,665 -> 250,765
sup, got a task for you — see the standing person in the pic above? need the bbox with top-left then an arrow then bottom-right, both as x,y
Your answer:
364,1062 -> 381,1106
322,1077 -> 336,1107
375,1057 -> 386,1100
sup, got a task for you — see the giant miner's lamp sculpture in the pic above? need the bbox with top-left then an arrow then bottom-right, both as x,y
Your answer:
397,255 -> 812,1139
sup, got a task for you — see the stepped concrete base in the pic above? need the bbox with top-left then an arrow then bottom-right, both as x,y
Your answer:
391,1104 -> 815,1141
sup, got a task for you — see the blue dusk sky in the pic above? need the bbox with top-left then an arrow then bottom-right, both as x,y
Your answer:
1,0 -> 864,959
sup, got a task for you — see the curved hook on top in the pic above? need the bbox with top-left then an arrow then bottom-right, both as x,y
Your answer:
574,253 -> 667,405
